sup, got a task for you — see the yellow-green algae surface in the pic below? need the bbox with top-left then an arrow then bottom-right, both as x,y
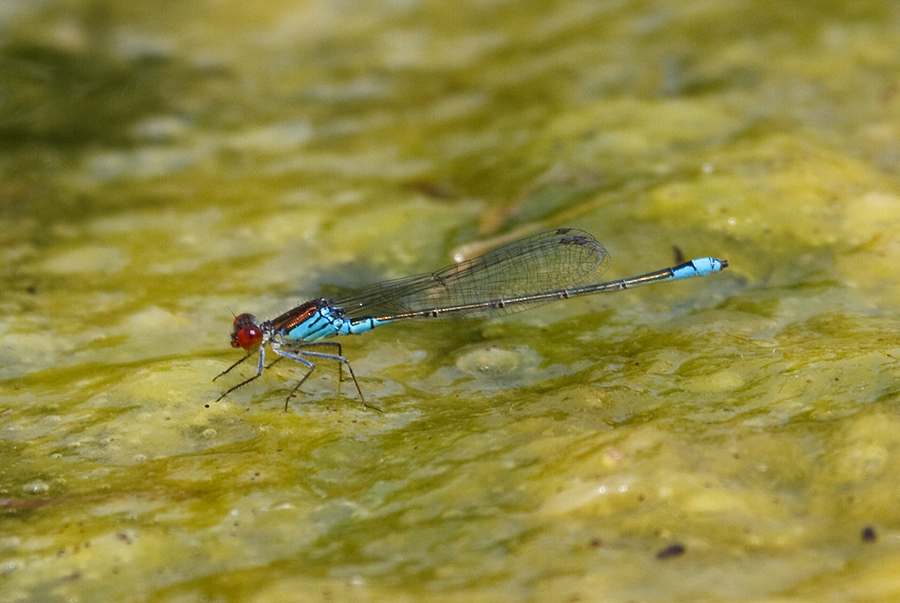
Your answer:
3,1 -> 900,601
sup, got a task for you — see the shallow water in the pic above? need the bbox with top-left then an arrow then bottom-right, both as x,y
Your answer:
3,1 -> 900,601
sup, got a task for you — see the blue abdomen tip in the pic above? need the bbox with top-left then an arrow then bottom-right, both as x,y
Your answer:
673,257 -> 727,279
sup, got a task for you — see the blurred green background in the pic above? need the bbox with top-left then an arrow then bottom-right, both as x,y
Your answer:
3,1 -> 900,601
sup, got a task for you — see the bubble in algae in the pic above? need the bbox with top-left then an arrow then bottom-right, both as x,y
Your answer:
455,346 -> 530,378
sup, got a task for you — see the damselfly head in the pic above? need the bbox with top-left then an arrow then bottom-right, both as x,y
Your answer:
231,313 -> 263,349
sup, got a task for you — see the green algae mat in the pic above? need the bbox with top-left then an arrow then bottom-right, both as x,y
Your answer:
3,1 -> 900,601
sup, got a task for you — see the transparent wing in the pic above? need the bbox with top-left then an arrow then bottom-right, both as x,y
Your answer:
333,228 -> 611,321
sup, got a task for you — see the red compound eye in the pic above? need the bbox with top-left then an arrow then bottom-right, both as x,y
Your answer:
230,313 -> 263,349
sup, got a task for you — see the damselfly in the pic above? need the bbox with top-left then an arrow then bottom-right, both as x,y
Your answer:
214,228 -> 728,410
